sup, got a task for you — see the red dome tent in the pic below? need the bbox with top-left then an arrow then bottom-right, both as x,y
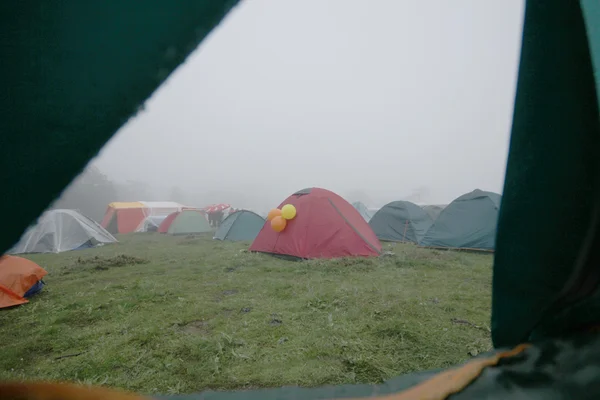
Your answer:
250,188 -> 382,259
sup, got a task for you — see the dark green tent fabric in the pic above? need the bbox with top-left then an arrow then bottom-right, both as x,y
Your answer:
155,368 -> 445,399
4,0 -> 600,398
152,333 -> 600,400
368,201 -> 433,243
213,211 -> 265,241
420,190 -> 501,250
491,0 -> 600,347
167,210 -> 212,235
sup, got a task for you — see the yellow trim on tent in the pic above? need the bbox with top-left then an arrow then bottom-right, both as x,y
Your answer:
0,381 -> 149,400
107,202 -> 145,209
349,344 -> 530,400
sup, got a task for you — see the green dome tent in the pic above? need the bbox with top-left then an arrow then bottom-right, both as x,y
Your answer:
157,210 -> 212,235
213,210 -> 265,242
3,0 -> 600,399
420,190 -> 501,250
368,201 -> 433,243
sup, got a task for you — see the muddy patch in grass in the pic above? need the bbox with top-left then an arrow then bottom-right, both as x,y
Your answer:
181,320 -> 211,336
70,255 -> 149,272
269,313 -> 283,326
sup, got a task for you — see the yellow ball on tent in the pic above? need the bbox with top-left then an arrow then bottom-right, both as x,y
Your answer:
281,204 -> 297,220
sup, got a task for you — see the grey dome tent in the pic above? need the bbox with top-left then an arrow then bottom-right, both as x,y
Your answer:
351,201 -> 375,222
420,189 -> 501,250
9,209 -> 117,254
368,201 -> 433,243
213,210 -> 265,242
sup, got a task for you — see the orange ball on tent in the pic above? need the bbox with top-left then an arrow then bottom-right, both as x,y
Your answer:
271,216 -> 287,232
267,208 -> 282,221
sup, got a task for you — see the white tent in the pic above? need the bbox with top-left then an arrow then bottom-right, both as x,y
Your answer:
9,209 -> 117,254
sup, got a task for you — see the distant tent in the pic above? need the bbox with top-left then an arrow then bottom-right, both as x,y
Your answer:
0,256 -> 47,309
421,190 -> 501,250
421,204 -> 446,220
214,210 -> 265,242
9,209 -> 117,254
101,201 -> 187,234
352,201 -> 375,222
369,201 -> 433,243
157,210 -> 212,235
250,188 -> 381,259
137,215 -> 168,232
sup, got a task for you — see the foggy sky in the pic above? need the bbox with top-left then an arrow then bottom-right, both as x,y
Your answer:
92,0 -> 525,209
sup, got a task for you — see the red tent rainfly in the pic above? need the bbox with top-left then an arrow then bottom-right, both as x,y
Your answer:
250,187 -> 382,259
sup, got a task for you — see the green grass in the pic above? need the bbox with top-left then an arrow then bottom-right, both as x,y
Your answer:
0,234 -> 493,395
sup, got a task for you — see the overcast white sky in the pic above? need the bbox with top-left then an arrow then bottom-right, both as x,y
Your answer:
92,0 -> 525,208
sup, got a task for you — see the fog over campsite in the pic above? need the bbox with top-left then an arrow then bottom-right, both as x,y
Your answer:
3,1 -> 537,394
55,0 -> 523,218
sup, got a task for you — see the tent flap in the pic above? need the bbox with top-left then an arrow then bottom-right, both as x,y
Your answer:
492,0 -> 600,347
0,0 -> 240,254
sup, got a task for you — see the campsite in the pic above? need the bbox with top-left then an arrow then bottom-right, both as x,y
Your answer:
0,190 -> 498,392
0,233 -> 492,393
4,0 -> 599,399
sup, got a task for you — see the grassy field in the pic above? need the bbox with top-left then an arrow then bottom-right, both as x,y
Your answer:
0,234 -> 493,395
